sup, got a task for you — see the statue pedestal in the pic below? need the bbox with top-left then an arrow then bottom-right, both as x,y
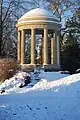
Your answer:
36,56 -> 41,64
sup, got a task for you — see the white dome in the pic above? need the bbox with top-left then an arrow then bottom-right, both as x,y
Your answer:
18,8 -> 59,24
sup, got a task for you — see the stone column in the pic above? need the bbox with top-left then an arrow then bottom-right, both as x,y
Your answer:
21,30 -> 25,64
41,33 -> 44,64
18,31 -> 21,63
54,32 -> 57,64
43,28 -> 48,65
31,29 -> 35,64
51,36 -> 54,64
56,32 -> 60,65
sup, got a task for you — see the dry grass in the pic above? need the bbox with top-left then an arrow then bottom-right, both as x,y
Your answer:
0,59 -> 19,82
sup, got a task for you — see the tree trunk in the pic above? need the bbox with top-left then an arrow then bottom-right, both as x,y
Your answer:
0,0 -> 3,56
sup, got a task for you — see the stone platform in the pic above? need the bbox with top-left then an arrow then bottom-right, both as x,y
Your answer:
20,64 -> 60,72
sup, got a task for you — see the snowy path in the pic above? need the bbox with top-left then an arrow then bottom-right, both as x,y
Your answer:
0,93 -> 80,120
0,98 -> 79,120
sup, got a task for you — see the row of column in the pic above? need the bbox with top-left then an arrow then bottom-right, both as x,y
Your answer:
18,29 -> 60,65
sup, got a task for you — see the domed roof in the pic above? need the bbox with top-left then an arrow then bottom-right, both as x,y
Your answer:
18,8 -> 60,24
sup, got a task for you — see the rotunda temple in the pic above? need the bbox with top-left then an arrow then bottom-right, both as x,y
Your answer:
16,8 -> 61,70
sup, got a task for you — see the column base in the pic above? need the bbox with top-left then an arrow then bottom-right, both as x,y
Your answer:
20,64 -> 35,72
43,64 -> 61,71
43,63 -> 48,66
30,63 -> 36,66
20,63 -> 60,71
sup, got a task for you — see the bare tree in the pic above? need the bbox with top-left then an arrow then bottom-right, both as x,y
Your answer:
47,0 -> 79,22
1,0 -> 79,58
0,0 -> 48,57
0,0 -> 29,57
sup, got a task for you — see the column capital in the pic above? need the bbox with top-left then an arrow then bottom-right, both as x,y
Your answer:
18,30 -> 21,32
55,30 -> 60,35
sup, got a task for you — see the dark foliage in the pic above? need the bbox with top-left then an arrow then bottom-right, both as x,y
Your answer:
60,10 -> 80,74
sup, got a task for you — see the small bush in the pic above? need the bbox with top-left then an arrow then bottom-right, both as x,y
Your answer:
24,75 -> 30,86
0,59 -> 19,82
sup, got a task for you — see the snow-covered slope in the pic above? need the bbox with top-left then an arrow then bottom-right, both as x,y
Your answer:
0,71 -> 68,94
0,72 -> 80,120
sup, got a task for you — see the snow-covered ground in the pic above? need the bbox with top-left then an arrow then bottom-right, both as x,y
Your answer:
0,71 -> 80,120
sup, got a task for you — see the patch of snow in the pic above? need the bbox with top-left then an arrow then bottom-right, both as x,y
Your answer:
38,71 -> 68,81
0,71 -> 30,92
0,71 -> 68,94
1,71 -> 80,120
76,69 -> 80,73
18,8 -> 59,22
